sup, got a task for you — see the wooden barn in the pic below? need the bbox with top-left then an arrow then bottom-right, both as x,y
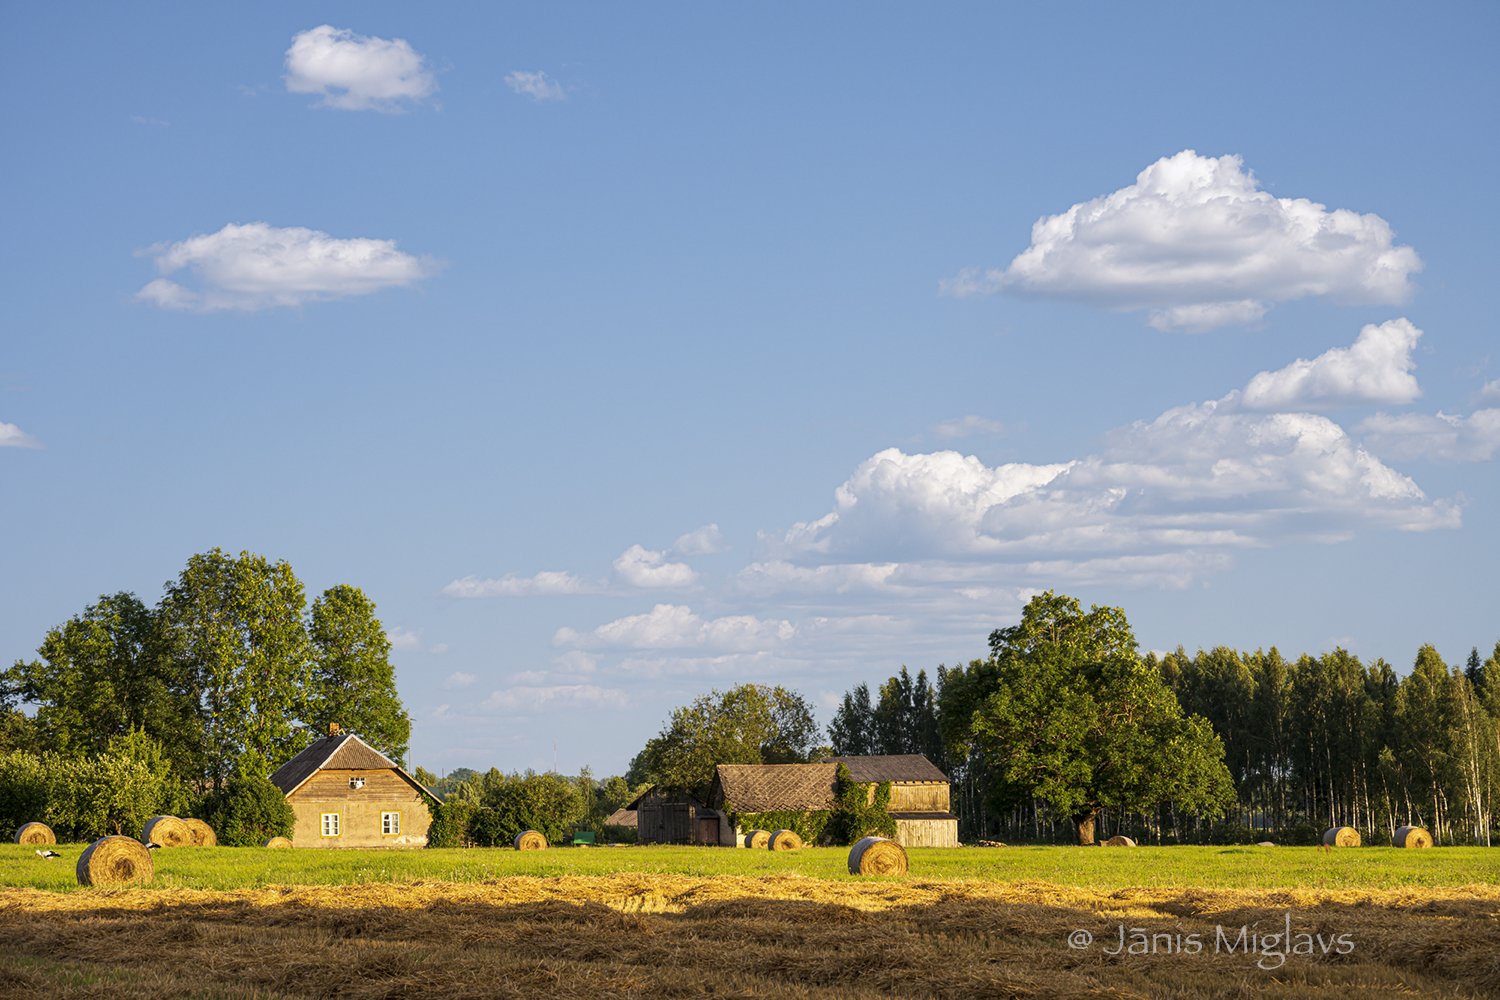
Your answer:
623,787 -> 735,845
269,727 -> 437,848
709,754 -> 959,848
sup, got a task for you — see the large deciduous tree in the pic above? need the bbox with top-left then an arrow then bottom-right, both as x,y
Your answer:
627,684 -> 819,798
969,591 -> 1234,845
306,584 -> 411,761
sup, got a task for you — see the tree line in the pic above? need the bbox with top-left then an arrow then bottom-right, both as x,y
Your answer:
827,593 -> 1500,846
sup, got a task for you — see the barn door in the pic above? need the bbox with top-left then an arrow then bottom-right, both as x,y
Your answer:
696,816 -> 718,844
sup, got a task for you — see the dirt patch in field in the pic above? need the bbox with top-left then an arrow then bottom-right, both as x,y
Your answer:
1,876 -> 1496,998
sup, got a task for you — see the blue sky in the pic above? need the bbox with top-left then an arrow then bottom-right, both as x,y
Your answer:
4,3 -> 1498,775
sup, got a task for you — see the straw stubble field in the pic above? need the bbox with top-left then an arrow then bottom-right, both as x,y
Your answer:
1,845 -> 1497,999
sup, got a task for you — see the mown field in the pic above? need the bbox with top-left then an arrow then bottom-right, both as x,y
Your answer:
2,844 -> 1497,998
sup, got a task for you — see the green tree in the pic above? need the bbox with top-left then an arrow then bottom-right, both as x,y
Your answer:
304,584 -> 410,761
202,767 -> 296,846
628,684 -> 819,798
828,683 -> 875,756
157,549 -> 312,787
970,592 -> 1235,845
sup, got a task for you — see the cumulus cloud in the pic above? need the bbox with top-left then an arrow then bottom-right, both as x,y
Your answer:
947,150 -> 1422,331
285,25 -> 436,112
136,222 -> 434,312
1358,409 -> 1500,462
672,523 -> 727,556
556,604 -> 796,652
933,415 -> 1006,440
442,571 -> 596,598
504,70 -> 566,102
1237,318 -> 1423,410
614,544 -> 698,589
481,684 -> 626,712
443,671 -> 477,690
0,421 -> 41,448
386,627 -> 424,652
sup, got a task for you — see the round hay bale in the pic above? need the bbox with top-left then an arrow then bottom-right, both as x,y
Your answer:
767,829 -> 803,851
262,836 -> 293,849
1256,841 -> 1277,847
76,835 -> 153,886
1102,835 -> 1136,847
848,836 -> 908,875
1394,825 -> 1433,849
1322,826 -> 1361,848
743,829 -> 770,849
141,815 -> 193,848
182,818 -> 217,848
15,822 -> 56,846
514,829 -> 548,851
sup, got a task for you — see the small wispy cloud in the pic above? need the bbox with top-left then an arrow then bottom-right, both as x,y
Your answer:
0,421 -> 41,449
504,70 -> 566,102
442,570 -> 598,598
443,671 -> 478,690
933,415 -> 1005,440
130,115 -> 168,128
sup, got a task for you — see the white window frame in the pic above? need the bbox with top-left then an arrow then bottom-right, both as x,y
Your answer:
381,811 -> 401,836
321,812 -> 341,837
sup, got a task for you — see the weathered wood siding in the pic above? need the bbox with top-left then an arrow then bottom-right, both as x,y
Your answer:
287,769 -> 432,848
894,817 -> 959,848
889,783 -> 950,813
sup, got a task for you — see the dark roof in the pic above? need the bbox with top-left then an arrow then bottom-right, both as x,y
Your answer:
713,763 -> 838,812
269,733 -> 435,801
825,754 -> 949,783
604,807 -> 637,827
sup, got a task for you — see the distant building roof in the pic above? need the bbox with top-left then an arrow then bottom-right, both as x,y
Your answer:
825,754 -> 949,783
269,732 -> 435,801
713,763 -> 839,812
605,807 -> 637,827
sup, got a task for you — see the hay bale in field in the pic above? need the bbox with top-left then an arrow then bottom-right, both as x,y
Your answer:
767,829 -> 803,851
183,818 -> 217,848
1102,835 -> 1136,847
514,830 -> 548,851
1394,825 -> 1433,849
743,829 -> 771,849
15,822 -> 56,846
1322,826 -> 1361,848
848,836 -> 908,875
262,836 -> 293,849
76,835 -> 153,886
142,815 -> 193,848
1256,841 -> 1277,847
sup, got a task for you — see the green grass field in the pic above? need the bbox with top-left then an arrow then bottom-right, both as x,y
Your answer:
4,842 -> 1496,893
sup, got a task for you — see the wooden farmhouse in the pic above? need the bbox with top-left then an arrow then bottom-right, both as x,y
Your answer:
269,728 -> 437,848
624,788 -> 737,846
826,754 -> 959,847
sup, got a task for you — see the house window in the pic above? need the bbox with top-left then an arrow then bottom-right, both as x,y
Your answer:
381,812 -> 400,836
321,813 -> 341,837
349,776 -> 366,789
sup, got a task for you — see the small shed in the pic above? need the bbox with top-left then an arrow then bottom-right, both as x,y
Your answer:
624,787 -> 735,845
269,728 -> 437,848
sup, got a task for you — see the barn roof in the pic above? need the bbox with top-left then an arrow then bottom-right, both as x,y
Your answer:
605,807 -> 637,828
269,733 -> 435,801
825,754 -> 949,783
713,763 -> 839,812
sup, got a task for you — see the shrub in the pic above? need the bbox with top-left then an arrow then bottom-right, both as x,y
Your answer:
0,750 -> 50,841
203,771 -> 295,846
825,766 -> 896,845
426,799 -> 476,848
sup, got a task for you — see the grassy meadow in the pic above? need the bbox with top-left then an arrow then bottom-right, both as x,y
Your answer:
2,843 -> 1497,998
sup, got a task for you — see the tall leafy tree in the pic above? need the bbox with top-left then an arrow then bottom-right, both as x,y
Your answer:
969,592 -> 1234,845
828,682 -> 875,756
305,584 -> 410,761
628,684 -> 818,798
157,549 -> 311,787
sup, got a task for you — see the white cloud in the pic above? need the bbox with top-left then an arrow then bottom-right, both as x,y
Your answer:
443,671 -> 477,690
0,422 -> 41,448
556,603 -> 796,652
736,560 -> 902,596
614,544 -> 698,589
442,571 -> 596,598
948,150 -> 1422,331
136,222 -> 434,312
933,415 -> 1006,440
672,523 -> 727,556
1238,318 -> 1423,410
504,70 -> 566,102
386,627 -> 424,652
285,25 -> 436,112
1358,409 -> 1500,462
1480,378 -> 1500,403
480,684 -> 627,712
